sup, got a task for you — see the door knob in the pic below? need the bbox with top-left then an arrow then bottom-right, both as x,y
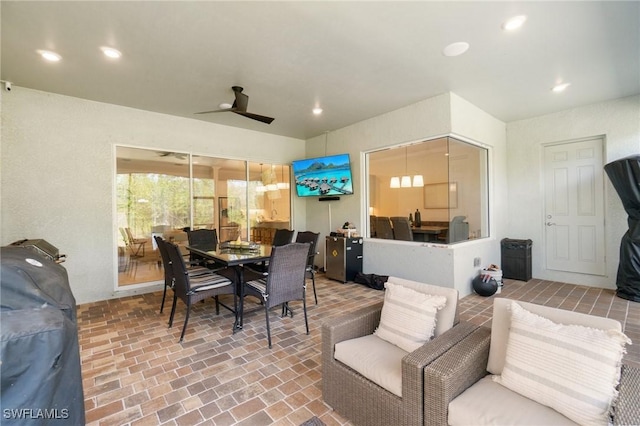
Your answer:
546,222 -> 556,226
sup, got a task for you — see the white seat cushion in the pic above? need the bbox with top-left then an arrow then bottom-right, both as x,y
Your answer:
449,375 -> 579,426
334,334 -> 407,397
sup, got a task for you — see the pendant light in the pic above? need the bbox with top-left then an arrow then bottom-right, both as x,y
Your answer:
390,146 -> 424,188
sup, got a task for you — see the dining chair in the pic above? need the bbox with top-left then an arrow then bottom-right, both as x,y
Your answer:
447,216 -> 469,243
243,242 -> 310,348
272,229 -> 295,246
375,217 -> 394,239
370,215 -> 377,237
165,241 -> 237,342
294,231 -> 320,304
125,227 -> 147,257
119,227 -> 136,274
154,236 -> 210,314
390,216 -> 413,241
247,228 -> 295,274
185,228 -> 224,268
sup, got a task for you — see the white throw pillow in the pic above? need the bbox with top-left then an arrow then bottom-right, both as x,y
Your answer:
374,281 -> 447,352
494,301 -> 631,426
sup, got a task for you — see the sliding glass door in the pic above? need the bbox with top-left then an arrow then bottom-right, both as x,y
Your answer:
115,147 -> 290,288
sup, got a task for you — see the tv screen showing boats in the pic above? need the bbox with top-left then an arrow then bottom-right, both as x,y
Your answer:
292,153 -> 354,197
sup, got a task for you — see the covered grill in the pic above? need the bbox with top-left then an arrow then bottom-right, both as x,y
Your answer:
0,244 -> 84,424
605,155 -> 640,302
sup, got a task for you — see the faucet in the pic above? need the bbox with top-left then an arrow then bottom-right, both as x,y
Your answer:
271,209 -> 277,220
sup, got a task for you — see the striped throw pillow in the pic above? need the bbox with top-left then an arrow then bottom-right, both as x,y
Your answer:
374,282 -> 447,353
494,301 -> 631,426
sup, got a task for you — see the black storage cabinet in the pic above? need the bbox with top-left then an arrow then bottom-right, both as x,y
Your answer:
325,236 -> 363,283
501,238 -> 532,281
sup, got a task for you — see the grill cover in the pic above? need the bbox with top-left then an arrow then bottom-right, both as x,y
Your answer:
604,155 -> 640,302
0,246 -> 85,425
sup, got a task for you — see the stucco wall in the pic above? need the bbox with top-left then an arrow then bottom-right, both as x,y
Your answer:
506,95 -> 640,289
1,87 -> 305,303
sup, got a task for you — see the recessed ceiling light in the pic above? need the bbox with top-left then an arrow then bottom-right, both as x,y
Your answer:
37,50 -> 62,62
219,102 -> 233,109
442,42 -> 469,57
552,82 -> 571,93
101,46 -> 122,59
502,15 -> 527,31
312,107 -> 323,115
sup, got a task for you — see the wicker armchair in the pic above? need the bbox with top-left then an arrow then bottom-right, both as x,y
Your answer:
423,298 -> 640,426
322,278 -> 478,426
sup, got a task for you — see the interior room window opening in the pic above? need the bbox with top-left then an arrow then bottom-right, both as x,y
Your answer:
366,136 -> 488,244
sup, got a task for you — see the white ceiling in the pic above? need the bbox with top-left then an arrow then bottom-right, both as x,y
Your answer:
2,1 -> 638,140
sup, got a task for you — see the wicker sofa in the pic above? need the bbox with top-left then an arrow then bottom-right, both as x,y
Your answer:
322,277 -> 479,426
423,298 -> 640,425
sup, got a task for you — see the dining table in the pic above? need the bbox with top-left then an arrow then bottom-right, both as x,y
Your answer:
186,243 -> 272,333
411,225 -> 448,242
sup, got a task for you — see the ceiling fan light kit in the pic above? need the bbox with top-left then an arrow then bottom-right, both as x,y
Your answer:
195,86 -> 275,124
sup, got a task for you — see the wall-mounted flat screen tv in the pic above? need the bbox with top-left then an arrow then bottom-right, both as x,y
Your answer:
292,153 -> 354,197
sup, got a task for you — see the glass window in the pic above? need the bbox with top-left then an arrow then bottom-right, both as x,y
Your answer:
115,147 -> 290,288
367,136 -> 488,243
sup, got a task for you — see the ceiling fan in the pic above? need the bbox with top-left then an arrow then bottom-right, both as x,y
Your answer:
195,86 -> 275,124
157,151 -> 187,160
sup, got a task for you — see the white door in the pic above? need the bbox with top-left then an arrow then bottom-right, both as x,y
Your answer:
543,138 -> 605,275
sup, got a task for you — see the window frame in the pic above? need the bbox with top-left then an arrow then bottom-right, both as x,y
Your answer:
363,134 -> 490,244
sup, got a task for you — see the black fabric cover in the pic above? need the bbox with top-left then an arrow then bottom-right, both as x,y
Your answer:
604,155 -> 640,302
353,273 -> 388,290
1,246 -> 85,425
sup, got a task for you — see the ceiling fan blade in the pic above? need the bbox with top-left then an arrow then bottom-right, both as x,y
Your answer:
235,111 -> 275,124
194,108 -> 237,115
